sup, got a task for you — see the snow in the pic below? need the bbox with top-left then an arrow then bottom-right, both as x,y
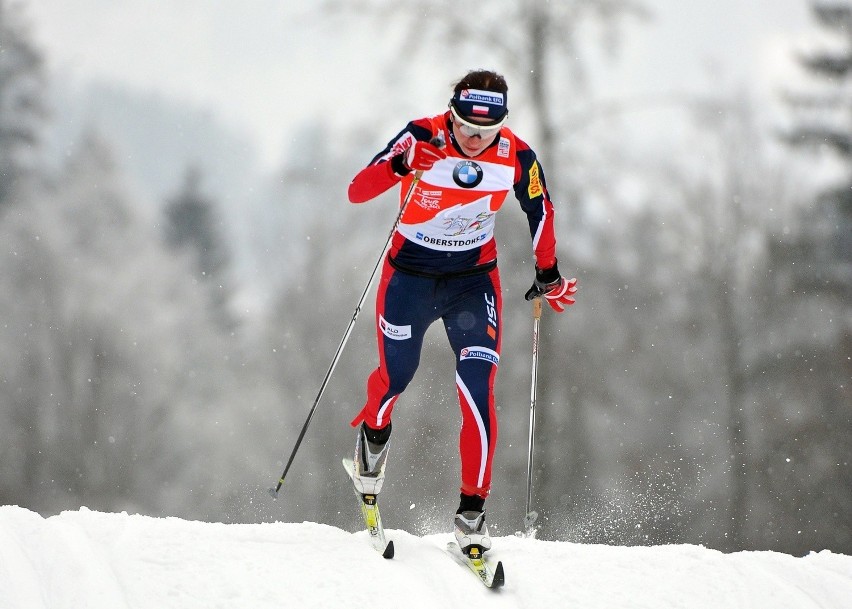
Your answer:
1,506 -> 849,609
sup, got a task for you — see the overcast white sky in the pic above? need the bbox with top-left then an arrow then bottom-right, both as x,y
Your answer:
24,1 -> 813,169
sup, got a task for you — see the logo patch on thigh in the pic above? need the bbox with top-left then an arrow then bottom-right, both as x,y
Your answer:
379,315 -> 412,340
459,346 -> 499,365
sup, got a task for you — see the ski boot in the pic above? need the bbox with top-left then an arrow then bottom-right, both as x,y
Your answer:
454,509 -> 492,555
351,421 -> 391,495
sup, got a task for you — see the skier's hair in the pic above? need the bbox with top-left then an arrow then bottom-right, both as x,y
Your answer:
452,70 -> 508,95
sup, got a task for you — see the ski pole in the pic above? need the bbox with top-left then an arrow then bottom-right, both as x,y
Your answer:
269,134 -> 445,499
524,296 -> 542,530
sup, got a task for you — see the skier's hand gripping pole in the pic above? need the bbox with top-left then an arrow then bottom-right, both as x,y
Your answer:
524,260 -> 577,312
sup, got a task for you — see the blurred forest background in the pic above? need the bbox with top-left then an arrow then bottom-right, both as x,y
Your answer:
0,0 -> 848,556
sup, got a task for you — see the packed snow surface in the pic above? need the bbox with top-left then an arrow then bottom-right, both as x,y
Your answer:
1,506 -> 850,609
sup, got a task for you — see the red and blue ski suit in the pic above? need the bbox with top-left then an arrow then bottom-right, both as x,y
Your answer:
348,112 -> 557,499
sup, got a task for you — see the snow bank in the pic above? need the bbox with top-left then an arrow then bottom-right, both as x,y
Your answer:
0,505 -> 849,609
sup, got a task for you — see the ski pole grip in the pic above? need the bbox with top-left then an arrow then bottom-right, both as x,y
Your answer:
430,133 -> 446,149
533,297 -> 542,320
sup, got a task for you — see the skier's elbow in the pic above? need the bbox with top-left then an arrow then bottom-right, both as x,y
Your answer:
348,181 -> 371,204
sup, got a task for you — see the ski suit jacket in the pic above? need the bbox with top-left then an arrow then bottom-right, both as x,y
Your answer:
348,112 -> 557,276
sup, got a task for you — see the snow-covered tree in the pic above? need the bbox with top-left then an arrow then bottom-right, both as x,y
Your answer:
0,132 -> 256,518
0,0 -> 46,208
164,165 -> 234,328
767,0 -> 852,554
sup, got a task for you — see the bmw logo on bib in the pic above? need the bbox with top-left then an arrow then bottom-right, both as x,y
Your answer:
453,160 -> 484,188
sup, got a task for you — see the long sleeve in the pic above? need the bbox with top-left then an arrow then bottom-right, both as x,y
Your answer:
347,118 -> 435,204
513,138 -> 557,270
348,160 -> 401,203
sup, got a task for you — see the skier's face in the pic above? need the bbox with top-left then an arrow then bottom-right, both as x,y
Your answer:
450,111 -> 502,157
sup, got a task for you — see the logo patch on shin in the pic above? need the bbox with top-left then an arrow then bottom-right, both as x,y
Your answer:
459,346 -> 499,365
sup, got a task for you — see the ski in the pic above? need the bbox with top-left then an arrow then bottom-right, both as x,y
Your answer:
342,458 -> 394,559
446,542 -> 505,589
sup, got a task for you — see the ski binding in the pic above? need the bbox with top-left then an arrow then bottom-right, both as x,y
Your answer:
342,458 -> 394,559
447,541 -> 505,589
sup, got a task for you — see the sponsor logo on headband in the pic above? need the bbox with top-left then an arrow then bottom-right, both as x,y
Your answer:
460,89 -> 505,106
